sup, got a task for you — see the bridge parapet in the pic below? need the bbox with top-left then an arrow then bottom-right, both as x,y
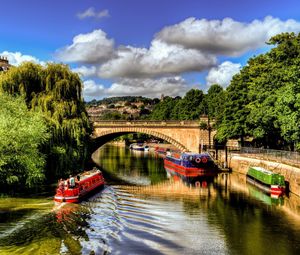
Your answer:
92,120 -> 200,127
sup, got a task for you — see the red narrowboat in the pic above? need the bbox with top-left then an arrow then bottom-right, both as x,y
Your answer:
54,168 -> 105,203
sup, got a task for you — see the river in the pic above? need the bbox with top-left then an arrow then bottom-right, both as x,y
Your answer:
1,144 -> 300,254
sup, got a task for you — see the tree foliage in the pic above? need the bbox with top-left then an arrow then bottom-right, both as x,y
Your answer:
173,89 -> 205,120
0,62 -> 91,180
217,32 -> 300,149
205,84 -> 225,124
150,96 -> 181,120
0,94 -> 49,188
150,89 -> 207,120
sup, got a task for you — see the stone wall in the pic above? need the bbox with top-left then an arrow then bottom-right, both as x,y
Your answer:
228,155 -> 300,197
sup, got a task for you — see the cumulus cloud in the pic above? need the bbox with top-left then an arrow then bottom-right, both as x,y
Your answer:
82,76 -> 190,100
72,66 -> 97,77
83,80 -> 106,100
156,16 -> 300,56
0,51 -> 43,66
57,16 -> 300,98
206,61 -> 241,87
98,40 -> 216,78
77,7 -> 109,20
106,76 -> 190,98
55,29 -> 114,64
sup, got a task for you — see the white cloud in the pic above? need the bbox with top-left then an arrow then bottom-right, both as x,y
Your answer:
83,76 -> 190,100
55,29 -> 114,64
98,40 -> 216,78
57,16 -> 300,98
206,61 -> 241,88
156,16 -> 300,56
83,80 -> 106,100
106,76 -> 190,98
0,51 -> 43,66
72,66 -> 97,77
77,7 -> 109,20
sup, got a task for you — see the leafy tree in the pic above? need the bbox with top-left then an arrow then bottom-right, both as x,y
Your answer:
174,89 -> 205,120
0,62 -> 91,179
0,94 -> 49,188
150,96 -> 180,120
216,68 -> 251,144
271,33 -> 300,149
107,104 -> 115,108
217,32 -> 300,149
205,84 -> 225,124
150,89 -> 206,120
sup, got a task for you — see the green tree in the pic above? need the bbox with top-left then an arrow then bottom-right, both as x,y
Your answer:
205,84 -> 225,124
0,62 -> 91,179
217,32 -> 300,149
150,96 -> 180,120
174,89 -> 205,120
216,68 -> 251,144
271,33 -> 300,149
0,94 -> 49,188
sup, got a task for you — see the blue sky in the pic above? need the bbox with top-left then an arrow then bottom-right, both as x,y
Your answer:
1,0 -> 300,101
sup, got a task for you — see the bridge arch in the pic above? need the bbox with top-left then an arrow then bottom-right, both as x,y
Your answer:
92,127 -> 188,152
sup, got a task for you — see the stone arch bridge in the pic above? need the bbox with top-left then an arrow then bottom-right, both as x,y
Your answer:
91,117 -> 215,153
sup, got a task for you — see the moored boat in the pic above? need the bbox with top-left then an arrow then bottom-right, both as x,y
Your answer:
154,147 -> 168,157
54,168 -> 105,203
164,152 -> 217,177
129,143 -> 146,151
246,166 -> 285,195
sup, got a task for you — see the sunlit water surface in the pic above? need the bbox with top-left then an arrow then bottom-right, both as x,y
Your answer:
1,144 -> 300,254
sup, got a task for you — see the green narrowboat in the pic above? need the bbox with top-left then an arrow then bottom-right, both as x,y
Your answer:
246,166 -> 285,195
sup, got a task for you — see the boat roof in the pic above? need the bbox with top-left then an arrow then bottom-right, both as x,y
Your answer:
182,152 -> 209,156
78,169 -> 102,181
250,166 -> 274,175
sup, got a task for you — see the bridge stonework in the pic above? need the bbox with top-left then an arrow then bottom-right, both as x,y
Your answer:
91,119 -> 215,153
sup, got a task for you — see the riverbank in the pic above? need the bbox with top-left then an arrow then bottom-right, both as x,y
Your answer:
227,155 -> 300,197
107,142 -> 300,196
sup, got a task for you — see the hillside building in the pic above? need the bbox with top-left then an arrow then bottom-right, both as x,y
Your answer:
0,56 -> 11,71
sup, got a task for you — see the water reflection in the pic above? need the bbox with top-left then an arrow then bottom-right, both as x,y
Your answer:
93,145 -> 167,186
0,144 -> 300,254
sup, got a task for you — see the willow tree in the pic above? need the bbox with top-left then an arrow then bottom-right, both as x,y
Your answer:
0,62 -> 91,179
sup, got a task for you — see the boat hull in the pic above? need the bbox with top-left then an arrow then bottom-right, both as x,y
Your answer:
246,175 -> 285,196
164,159 -> 216,177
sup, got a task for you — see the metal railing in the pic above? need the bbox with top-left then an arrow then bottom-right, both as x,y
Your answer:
205,145 -> 300,168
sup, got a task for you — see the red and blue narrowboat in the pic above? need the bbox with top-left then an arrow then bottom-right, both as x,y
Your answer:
54,168 -> 105,203
164,152 -> 217,177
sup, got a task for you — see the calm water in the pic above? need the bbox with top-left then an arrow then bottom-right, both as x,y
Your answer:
1,144 -> 300,254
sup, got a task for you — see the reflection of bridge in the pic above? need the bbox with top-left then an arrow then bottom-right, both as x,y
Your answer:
91,117 -> 215,152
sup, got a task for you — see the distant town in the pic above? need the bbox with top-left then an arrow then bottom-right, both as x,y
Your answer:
86,96 -> 162,120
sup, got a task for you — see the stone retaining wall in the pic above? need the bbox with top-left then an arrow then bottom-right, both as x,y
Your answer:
228,155 -> 300,197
